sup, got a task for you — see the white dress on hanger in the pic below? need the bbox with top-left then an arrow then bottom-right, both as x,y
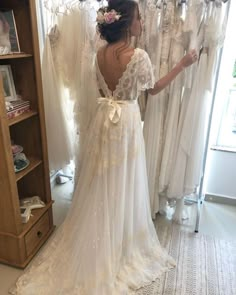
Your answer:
159,18 -> 185,194
10,48 -> 175,295
168,2 -> 227,201
143,2 -> 175,218
183,3 -> 227,194
51,6 -> 101,183
167,54 -> 208,199
42,30 -> 73,171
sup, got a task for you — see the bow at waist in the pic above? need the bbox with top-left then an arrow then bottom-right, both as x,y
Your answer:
97,97 -> 137,124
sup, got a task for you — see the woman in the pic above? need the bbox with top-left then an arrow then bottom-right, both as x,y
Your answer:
11,1 -> 197,294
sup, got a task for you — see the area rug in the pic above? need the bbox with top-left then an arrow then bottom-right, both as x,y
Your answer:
138,227 -> 236,295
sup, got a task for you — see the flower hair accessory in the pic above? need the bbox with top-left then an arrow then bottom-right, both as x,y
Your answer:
96,9 -> 122,25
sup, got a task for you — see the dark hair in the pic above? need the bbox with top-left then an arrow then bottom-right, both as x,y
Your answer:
97,0 -> 138,44
0,13 -> 10,33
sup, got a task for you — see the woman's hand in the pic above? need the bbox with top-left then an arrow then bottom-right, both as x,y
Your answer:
148,49 -> 198,96
180,49 -> 198,69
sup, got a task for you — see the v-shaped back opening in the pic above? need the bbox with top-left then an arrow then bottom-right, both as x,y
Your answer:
96,48 -> 138,96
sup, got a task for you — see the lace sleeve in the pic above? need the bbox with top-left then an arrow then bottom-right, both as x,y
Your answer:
137,49 -> 155,91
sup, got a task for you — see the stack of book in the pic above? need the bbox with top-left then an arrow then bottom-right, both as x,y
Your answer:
6,100 -> 30,119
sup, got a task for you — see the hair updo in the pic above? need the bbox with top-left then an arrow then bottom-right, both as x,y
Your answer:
97,0 -> 138,44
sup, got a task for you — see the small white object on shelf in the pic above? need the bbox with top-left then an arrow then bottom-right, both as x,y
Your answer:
0,46 -> 11,55
20,196 -> 45,210
20,207 -> 31,224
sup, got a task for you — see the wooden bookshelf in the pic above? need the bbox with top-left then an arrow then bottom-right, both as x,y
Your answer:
15,158 -> 42,182
22,201 -> 54,234
8,110 -> 38,126
0,53 -> 33,60
0,0 -> 54,268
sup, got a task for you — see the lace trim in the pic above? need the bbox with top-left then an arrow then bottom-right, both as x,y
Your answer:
114,48 -> 139,97
10,241 -> 175,295
96,48 -> 155,100
96,48 -> 138,98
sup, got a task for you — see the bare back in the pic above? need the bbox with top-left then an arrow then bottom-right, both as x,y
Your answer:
97,44 -> 135,93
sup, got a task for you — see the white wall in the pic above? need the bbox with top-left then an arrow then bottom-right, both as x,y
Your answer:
204,1 -> 236,200
205,149 -> 236,199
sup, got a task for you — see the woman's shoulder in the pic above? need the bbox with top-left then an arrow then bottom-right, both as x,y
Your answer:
134,48 -> 151,64
122,48 -> 150,68
135,48 -> 149,57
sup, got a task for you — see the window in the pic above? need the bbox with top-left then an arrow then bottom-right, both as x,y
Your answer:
216,86 -> 236,148
211,1 -> 236,151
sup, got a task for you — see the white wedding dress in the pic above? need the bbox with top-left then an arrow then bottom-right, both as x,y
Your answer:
42,32 -> 73,171
167,1 -> 227,200
10,48 -> 175,295
143,1 -> 175,217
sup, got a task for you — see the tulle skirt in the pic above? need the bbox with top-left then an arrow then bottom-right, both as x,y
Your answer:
11,101 -> 175,295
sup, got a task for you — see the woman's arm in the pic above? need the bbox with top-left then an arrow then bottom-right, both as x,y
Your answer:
148,49 -> 198,96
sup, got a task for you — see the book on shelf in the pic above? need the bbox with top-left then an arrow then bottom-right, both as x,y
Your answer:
6,99 -> 30,119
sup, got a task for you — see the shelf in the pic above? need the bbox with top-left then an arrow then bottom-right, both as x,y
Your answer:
22,201 -> 54,235
15,158 -> 42,182
0,53 -> 33,60
211,145 -> 236,154
0,0 -> 54,268
8,111 -> 38,126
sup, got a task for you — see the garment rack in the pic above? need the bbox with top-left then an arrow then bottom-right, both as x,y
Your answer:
192,0 -> 231,233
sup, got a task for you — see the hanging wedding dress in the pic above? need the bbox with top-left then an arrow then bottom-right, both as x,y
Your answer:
143,2 -> 175,218
10,48 -> 175,295
167,1 -> 227,202
183,2 -> 228,195
153,0 -> 203,220
167,53 -> 207,199
158,16 -> 185,194
42,28 -> 73,171
166,1 -> 207,217
59,7 -> 101,181
158,0 -> 202,197
48,4 -> 101,183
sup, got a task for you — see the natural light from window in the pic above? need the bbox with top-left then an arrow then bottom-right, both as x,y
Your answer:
211,1 -> 236,150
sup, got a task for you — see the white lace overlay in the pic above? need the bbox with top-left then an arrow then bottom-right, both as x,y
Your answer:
143,2 -> 175,217
96,48 -> 155,100
10,49 -> 175,295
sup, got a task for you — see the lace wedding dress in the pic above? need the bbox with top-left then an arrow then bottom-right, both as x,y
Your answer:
159,17 -> 185,195
143,1 -> 175,218
42,31 -> 73,171
168,1 -> 227,200
10,48 -> 175,295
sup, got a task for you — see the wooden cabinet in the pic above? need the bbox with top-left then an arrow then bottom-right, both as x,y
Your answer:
0,0 -> 54,268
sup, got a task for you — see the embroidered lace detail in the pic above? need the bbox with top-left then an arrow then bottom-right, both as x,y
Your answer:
96,48 -> 155,101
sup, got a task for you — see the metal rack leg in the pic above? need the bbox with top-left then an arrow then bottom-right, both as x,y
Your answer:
195,197 -> 201,233
195,174 -> 205,233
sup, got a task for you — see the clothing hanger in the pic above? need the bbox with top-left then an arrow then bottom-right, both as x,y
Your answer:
64,0 -> 103,12
44,0 -> 67,16
178,0 -> 187,4
156,0 -> 162,9
162,0 -> 167,11
178,0 -> 187,20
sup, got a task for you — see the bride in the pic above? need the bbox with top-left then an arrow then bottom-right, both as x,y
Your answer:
11,1 -> 197,294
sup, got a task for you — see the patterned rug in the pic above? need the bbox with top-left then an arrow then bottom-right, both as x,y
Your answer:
138,226 -> 236,295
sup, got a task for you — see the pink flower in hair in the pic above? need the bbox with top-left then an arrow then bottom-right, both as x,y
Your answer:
97,9 -> 121,25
